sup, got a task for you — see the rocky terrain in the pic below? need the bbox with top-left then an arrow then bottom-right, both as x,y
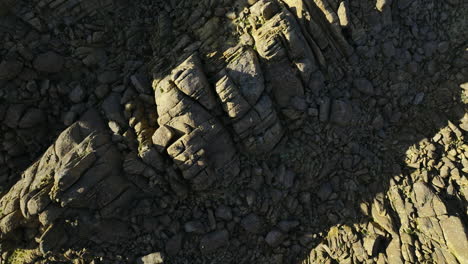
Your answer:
0,0 -> 467,263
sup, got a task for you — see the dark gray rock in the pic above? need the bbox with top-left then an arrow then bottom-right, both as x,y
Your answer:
0,59 -> 23,80
33,52 -> 65,73
95,85 -> 110,99
199,229 -> 229,254
69,85 -> 86,103
184,220 -> 205,234
98,71 -> 119,84
278,220 -> 299,233
102,93 -> 126,126
382,41 -> 395,58
165,234 -> 183,256
241,213 -> 263,234
265,229 -> 286,247
4,104 -> 26,128
353,78 -> 374,95
215,205 -> 233,221
319,97 -> 331,122
330,100 -> 353,126
317,182 -> 333,201
131,73 -> 152,94
18,108 -> 45,128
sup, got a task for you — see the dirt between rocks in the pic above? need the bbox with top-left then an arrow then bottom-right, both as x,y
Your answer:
0,0 -> 467,263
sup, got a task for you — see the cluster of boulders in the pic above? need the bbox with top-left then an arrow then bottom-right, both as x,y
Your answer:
0,0 -> 466,263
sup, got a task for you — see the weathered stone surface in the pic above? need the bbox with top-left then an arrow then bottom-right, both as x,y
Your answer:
252,4 -> 313,109
215,48 -> 284,154
0,0 -> 466,263
152,125 -> 174,153
412,181 -> 447,217
0,109 -> 136,252
154,55 -> 240,191
440,216 -> 468,263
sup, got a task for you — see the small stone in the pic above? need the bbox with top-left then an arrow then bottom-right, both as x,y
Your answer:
308,108 -> 318,116
98,71 -> 119,84
69,85 -> 86,103
438,42 -> 449,53
63,111 -> 77,126
353,78 -> 374,95
277,220 -> 299,233
319,97 -> 331,122
33,51 -> 64,73
226,11 -> 237,20
214,8 -> 226,16
18,108 -> 45,128
102,93 -> 126,126
382,41 -> 395,57
0,59 -> 23,80
199,230 -> 229,254
265,229 -> 286,247
152,126 -> 174,152
184,221 -> 205,234
215,205 -> 233,221
165,234 -> 183,256
330,100 -> 352,126
376,0 -> 390,11
136,252 -> 164,264
241,213 -> 263,234
337,1 -> 350,27
5,104 -> 26,128
440,165 -> 449,178
398,0 -> 412,9
290,96 -> 307,111
95,85 -> 110,99
413,92 -> 424,105
131,74 -> 151,94
108,121 -> 121,134
372,114 -> 385,130
317,183 -> 333,201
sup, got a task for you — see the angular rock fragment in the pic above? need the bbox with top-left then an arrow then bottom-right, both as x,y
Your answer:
137,252 -> 164,264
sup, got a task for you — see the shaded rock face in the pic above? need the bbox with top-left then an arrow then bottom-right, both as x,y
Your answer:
0,0 -> 467,263
0,109 -> 136,254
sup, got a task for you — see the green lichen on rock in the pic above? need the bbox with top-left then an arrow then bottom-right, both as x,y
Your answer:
6,249 -> 35,264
